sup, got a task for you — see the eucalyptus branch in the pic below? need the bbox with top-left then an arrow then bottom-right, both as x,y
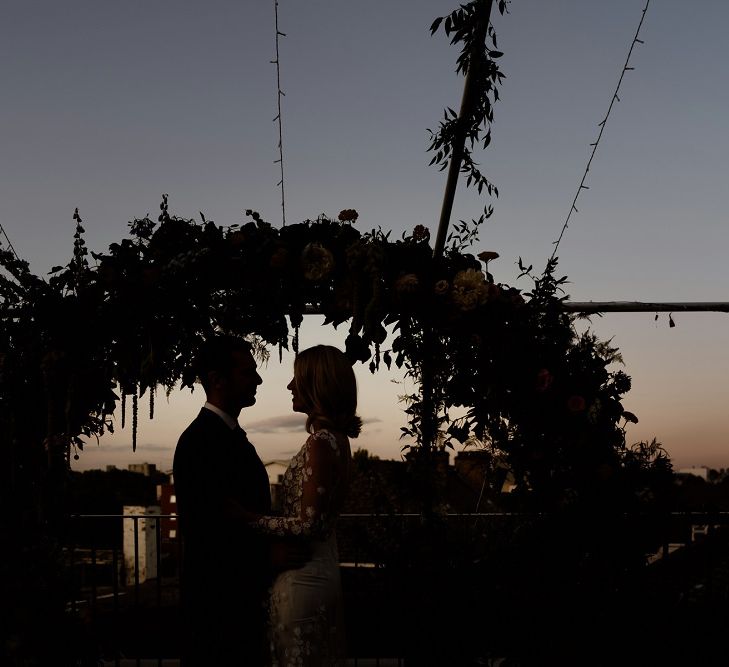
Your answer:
427,0 -> 507,207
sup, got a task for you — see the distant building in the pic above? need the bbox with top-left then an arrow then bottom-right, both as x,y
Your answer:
454,451 -> 491,492
676,466 -> 709,481
265,460 -> 289,512
156,475 -> 178,543
343,450 -> 498,514
453,450 -> 516,496
122,505 -> 161,584
128,462 -> 157,477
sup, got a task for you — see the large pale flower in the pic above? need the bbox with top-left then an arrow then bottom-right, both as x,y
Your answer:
301,242 -> 334,281
452,268 -> 488,311
567,395 -> 586,412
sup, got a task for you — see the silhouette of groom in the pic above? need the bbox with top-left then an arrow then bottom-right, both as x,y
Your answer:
173,336 -> 273,665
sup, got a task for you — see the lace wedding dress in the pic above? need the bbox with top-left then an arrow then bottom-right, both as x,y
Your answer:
257,429 -> 350,666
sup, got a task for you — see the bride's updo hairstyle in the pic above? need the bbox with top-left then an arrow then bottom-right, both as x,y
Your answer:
294,345 -> 362,438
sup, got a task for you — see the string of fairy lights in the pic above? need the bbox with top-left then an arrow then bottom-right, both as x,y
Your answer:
549,0 -> 651,261
0,220 -> 20,263
265,0 -> 653,248
272,0 -> 287,226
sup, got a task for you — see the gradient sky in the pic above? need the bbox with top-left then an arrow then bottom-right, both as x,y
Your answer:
1,1 -> 727,471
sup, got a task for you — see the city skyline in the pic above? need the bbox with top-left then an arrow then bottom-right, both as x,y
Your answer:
1,1 -> 727,470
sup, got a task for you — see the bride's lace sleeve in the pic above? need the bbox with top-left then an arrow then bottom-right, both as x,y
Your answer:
255,431 -> 340,538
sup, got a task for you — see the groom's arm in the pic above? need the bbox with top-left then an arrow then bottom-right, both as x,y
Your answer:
217,497 -> 310,570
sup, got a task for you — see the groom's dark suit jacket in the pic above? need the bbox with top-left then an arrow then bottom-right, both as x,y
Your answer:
173,407 -> 272,665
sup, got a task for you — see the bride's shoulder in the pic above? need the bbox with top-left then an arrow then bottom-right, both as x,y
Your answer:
308,428 -> 343,452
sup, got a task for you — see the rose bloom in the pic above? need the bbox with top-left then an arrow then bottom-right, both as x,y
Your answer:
434,279 -> 449,295
395,273 -> 419,295
142,267 -> 161,286
338,208 -> 359,223
535,369 -> 553,392
452,268 -> 488,311
412,224 -> 430,242
228,230 -> 246,247
269,246 -> 289,270
567,395 -> 586,412
301,242 -> 334,281
596,463 -> 614,481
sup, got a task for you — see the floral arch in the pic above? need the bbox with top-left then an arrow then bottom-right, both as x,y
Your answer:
1,198 -> 669,522
0,0 -> 673,524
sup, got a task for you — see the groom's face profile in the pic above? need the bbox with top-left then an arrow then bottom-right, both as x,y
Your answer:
207,348 -> 262,415
230,349 -> 262,408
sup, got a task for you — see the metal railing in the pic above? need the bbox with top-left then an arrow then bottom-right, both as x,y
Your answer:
65,511 -> 729,664
67,513 -> 181,666
67,512 -> 416,665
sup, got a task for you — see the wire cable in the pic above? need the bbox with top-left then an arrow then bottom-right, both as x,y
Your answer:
550,0 -> 651,261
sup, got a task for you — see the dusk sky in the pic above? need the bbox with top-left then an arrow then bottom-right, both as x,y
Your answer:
1,1 -> 727,471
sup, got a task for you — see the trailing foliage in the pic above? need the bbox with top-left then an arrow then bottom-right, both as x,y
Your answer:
427,0 -> 509,232
1,201 -> 670,516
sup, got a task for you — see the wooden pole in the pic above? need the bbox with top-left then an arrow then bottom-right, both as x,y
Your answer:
432,0 -> 494,259
304,302 -> 729,315
562,301 -> 729,314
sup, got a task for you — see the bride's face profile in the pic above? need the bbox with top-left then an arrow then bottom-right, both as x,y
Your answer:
287,377 -> 306,414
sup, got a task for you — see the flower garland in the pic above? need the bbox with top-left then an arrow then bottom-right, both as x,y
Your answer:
0,200 -> 671,513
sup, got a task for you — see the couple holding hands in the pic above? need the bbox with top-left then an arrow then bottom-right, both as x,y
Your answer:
173,337 -> 359,665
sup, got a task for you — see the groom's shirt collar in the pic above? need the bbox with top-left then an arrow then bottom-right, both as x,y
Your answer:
203,401 -> 239,430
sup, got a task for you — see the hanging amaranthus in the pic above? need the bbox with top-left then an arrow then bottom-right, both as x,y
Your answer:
132,389 -> 138,452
